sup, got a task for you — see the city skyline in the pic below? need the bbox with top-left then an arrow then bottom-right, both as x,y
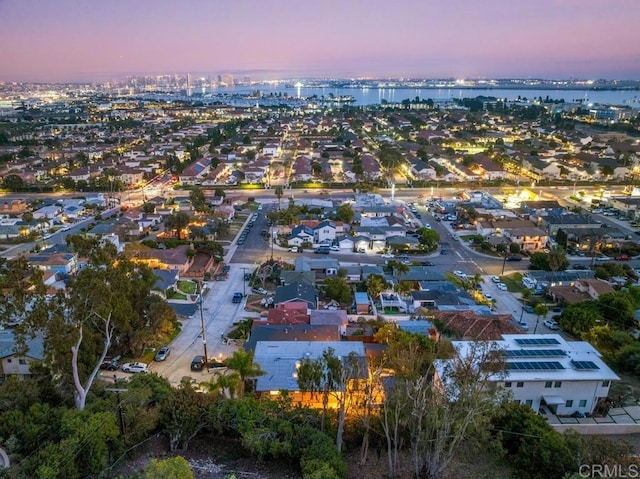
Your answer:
1,0 -> 640,82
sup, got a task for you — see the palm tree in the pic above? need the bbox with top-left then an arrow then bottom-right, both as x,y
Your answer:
533,304 -> 549,334
274,186 -> 284,211
548,246 -> 567,283
223,350 -> 264,396
205,371 -> 241,399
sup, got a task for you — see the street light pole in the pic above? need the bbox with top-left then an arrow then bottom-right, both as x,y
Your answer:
198,280 -> 208,362
501,253 -> 508,275
241,267 -> 247,297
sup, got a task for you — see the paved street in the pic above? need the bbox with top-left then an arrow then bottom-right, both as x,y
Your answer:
144,263 -> 259,387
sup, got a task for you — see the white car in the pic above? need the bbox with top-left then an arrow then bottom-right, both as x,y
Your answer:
518,321 -> 529,331
497,283 -> 508,291
484,293 -> 493,301
121,362 -> 148,373
543,319 -> 560,330
381,253 -> 395,259
491,275 -> 500,283
330,245 -> 340,251
453,271 -> 467,279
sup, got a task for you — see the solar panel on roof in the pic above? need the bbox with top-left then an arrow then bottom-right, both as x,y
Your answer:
571,360 -> 599,370
515,338 -> 561,346
506,361 -> 565,371
506,349 -> 567,358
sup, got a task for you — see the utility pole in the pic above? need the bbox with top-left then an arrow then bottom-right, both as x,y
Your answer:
501,253 -> 508,275
105,376 -> 127,436
198,280 -> 208,362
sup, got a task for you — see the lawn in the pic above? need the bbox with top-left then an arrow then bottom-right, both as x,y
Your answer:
445,272 -> 465,288
168,291 -> 187,301
177,280 -> 196,294
501,273 -> 525,293
609,373 -> 640,407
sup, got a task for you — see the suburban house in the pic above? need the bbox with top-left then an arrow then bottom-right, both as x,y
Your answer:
152,269 -> 180,299
27,251 -> 79,276
502,226 -> 550,252
541,214 -> 602,236
179,157 -> 212,185
549,278 -> 615,305
442,334 -> 618,416
274,282 -> 318,310
287,225 -> 314,246
314,220 -> 337,244
131,245 -> 193,274
253,340 -> 368,400
0,330 -> 44,379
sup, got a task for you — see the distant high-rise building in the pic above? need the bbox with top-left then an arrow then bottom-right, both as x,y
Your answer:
221,74 -> 234,87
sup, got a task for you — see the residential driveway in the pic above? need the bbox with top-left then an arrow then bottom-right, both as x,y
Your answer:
113,263 -> 260,387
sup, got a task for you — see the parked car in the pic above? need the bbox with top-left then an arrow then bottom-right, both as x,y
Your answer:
154,347 -> 170,361
191,355 -> 206,371
453,271 -> 467,279
507,255 -> 522,261
315,246 -> 331,254
543,319 -> 560,330
381,253 -> 395,259
491,275 -> 501,283
100,355 -> 121,371
421,261 -> 434,266
616,255 -> 631,261
232,292 -> 243,303
222,265 -> 231,273
357,247 -> 366,253
518,321 -> 529,331
497,283 -> 508,291
440,249 -> 448,255
484,293 -> 493,300
523,305 -> 534,313
330,245 -> 340,251
121,362 -> 148,373
288,246 -> 299,253
572,264 -> 588,270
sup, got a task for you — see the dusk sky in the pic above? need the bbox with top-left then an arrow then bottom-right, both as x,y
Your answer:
1,0 -> 639,82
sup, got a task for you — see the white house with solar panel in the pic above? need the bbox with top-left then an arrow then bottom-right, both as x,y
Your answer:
448,334 -> 619,416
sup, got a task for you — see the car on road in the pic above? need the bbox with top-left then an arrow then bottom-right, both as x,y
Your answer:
484,293 -> 493,300
121,362 -> 148,373
507,255 -> 522,261
523,305 -> 534,313
244,272 -> 252,281
288,246 -> 299,253
497,283 -> 508,291
232,292 -> 243,303
421,261 -> 434,266
544,319 -> 560,330
572,264 -> 588,270
518,321 -> 530,331
381,253 -> 395,258
357,247 -> 366,253
491,275 -> 501,283
453,271 -> 467,279
315,246 -> 331,254
595,255 -> 610,262
154,347 -> 170,361
100,355 -> 121,371
191,355 -> 206,371
414,213 -> 422,219
222,265 -> 231,274
330,245 -> 340,251
616,255 -> 631,261
440,249 -> 448,255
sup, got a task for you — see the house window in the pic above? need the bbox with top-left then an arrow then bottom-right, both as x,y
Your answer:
602,381 -> 610,388
565,400 -> 573,408
525,400 -> 533,406
504,382 -> 512,388
545,381 -> 552,388
6,359 -> 11,363
554,381 -> 562,388
579,400 -> 587,408
18,359 -> 27,365
516,382 -> 524,388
